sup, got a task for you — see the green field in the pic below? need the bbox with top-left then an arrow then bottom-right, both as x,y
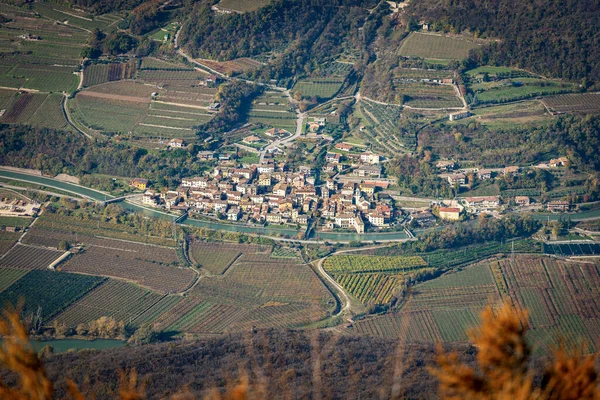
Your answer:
0,216 -> 32,228
465,67 -> 577,104
293,78 -> 345,100
0,92 -> 69,130
460,101 -> 550,128
0,268 -> 28,293
399,33 -> 485,60
248,92 -> 296,130
0,270 -> 105,323
349,256 -> 600,354
216,0 -> 271,12
0,5 -> 87,93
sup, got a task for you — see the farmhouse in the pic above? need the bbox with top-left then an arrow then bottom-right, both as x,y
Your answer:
438,207 -> 461,221
326,152 -> 341,163
265,128 -> 289,137
410,211 -> 436,227
436,160 -> 456,171
477,169 -> 493,180
549,157 -> 569,167
447,173 -> 466,186
504,166 -> 520,175
515,196 -> 531,206
243,135 -> 261,144
449,111 -> 470,121
197,151 -> 215,160
353,165 -> 382,178
464,196 -> 501,212
547,201 -> 570,212
335,143 -> 353,152
308,122 -> 321,132
130,178 -> 148,190
169,138 -> 185,148
360,152 -> 381,165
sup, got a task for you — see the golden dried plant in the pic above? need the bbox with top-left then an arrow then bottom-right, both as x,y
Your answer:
0,302 -> 54,400
430,302 -> 600,400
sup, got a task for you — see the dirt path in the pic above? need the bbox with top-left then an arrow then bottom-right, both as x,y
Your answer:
312,244 -> 400,318
78,91 -> 150,103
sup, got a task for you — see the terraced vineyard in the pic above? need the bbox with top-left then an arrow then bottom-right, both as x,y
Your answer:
53,280 -> 163,328
355,100 -> 415,156
334,273 -> 404,304
0,270 -> 104,323
0,244 -> 64,270
398,32 -> 485,60
0,92 -> 69,130
72,73 -> 216,141
248,92 -> 296,130
397,82 -> 462,108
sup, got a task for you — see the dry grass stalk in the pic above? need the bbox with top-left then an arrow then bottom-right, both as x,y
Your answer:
430,302 -> 600,400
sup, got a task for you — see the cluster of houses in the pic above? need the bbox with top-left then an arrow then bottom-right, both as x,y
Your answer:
133,155 -> 400,233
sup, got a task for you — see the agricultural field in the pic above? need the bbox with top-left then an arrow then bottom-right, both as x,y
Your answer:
541,93 -> 600,114
459,101 -> 550,129
0,216 -> 31,228
31,2 -> 122,32
148,22 -> 179,43
398,32 -> 486,60
128,295 -> 183,328
396,82 -> 463,108
0,244 -> 64,270
0,231 -> 20,257
216,0 -> 271,13
0,4 -> 88,92
0,268 -> 28,293
465,67 -> 577,104
353,100 -> 415,156
82,62 -> 137,87
324,255 -> 427,274
189,241 -> 265,274
544,242 -> 600,257
52,279 -> 163,328
71,73 -> 216,140
293,78 -> 345,100
198,58 -> 263,77
59,237 -> 195,293
248,92 -> 296,130
324,255 -> 429,305
292,62 -> 352,101
349,256 -> 600,353
23,213 -> 178,247
0,92 -> 69,130
150,241 -> 334,334
0,270 -> 104,323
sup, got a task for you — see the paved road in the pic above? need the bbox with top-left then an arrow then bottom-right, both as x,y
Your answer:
313,244 -> 397,317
